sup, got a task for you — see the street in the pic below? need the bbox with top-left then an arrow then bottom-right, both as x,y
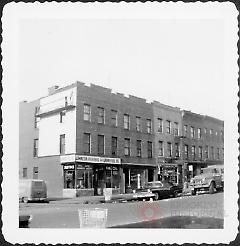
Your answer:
19,192 -> 224,228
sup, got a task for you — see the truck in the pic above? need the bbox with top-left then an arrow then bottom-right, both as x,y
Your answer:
189,165 -> 224,195
19,179 -> 47,203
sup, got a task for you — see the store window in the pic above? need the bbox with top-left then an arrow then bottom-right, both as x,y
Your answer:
147,141 -> 153,158
98,135 -> 104,155
111,137 -> 118,156
105,166 -> 120,189
124,138 -> 130,156
111,110 -> 118,127
83,104 -> 91,121
76,165 -> 93,189
97,107 -> 105,124
83,133 -> 91,154
166,120 -> 171,134
64,166 -> 75,189
136,116 -> 141,132
59,134 -> 65,154
136,140 -> 142,157
124,114 -> 130,130
175,143 -> 180,157
33,139 -> 39,157
158,141 -> 163,156
23,168 -> 27,178
33,167 -> 38,179
146,119 -> 152,134
174,122 -> 179,136
157,118 -> 163,133
167,142 -> 172,157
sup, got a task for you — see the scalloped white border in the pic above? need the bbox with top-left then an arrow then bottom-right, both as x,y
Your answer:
2,2 -> 239,244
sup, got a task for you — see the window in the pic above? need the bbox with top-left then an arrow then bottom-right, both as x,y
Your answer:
197,128 -> 202,139
204,128 -> 207,136
222,148 -> 224,159
199,146 -> 203,160
184,145 -> 189,159
174,122 -> 179,136
205,145 -> 209,159
210,129 -> 213,136
124,138 -> 130,156
157,118 -> 163,133
166,120 -> 171,134
97,107 -> 105,124
175,143 -> 180,157
147,119 -> 152,133
184,125 -> 188,136
136,117 -> 141,132
60,111 -> 66,123
147,141 -> 153,158
83,133 -> 91,154
158,141 -> 164,156
83,104 -> 91,121
136,140 -> 142,157
111,137 -> 118,156
124,114 -> 130,130
33,167 -> 38,179
111,110 -> 118,127
23,168 -> 27,178
217,148 -> 220,160
221,131 -> 224,141
34,107 -> 40,128
167,142 -> 172,157
211,146 -> 214,159
60,134 -> 65,154
191,146 -> 196,159
33,139 -> 39,157
97,135 -> 104,155
190,127 -> 195,138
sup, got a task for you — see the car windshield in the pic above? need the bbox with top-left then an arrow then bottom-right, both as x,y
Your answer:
146,182 -> 162,187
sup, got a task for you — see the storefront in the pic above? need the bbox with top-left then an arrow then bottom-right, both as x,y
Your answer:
61,154 -> 121,197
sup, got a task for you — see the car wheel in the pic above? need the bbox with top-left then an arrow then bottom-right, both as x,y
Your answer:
153,192 -> 159,200
23,197 -> 28,203
209,182 -> 215,194
173,191 -> 178,198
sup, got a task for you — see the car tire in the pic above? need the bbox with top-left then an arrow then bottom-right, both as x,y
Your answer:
153,192 -> 159,201
209,182 -> 215,194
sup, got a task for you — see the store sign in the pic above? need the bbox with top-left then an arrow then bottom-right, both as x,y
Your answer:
63,165 -> 75,170
76,155 -> 121,164
60,154 -> 76,163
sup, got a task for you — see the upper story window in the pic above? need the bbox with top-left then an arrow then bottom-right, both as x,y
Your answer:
167,142 -> 172,157
174,122 -> 179,136
34,107 -> 40,128
166,120 -> 171,134
199,146 -> 203,160
210,129 -> 213,137
136,117 -> 141,132
124,114 -> 130,130
111,137 -> 118,156
158,141 -> 164,157
136,140 -> 142,158
33,138 -> 39,157
59,134 -> 65,154
190,126 -> 195,138
83,133 -> 91,154
217,148 -> 220,160
124,138 -> 130,156
97,107 -> 105,124
204,128 -> 207,136
147,141 -> 153,158
157,118 -> 163,133
175,143 -> 180,158
146,119 -> 152,134
111,110 -> 118,127
97,135 -> 104,155
23,168 -> 27,178
33,167 -> 38,179
184,145 -> 189,159
184,125 -> 188,136
60,111 -> 66,123
197,128 -> 202,139
191,145 -> 196,159
205,145 -> 209,159
83,104 -> 91,121
221,130 -> 224,141
211,146 -> 214,159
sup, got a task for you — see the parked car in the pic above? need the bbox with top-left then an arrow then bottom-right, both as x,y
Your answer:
19,214 -> 32,228
135,181 -> 183,200
19,179 -> 47,203
189,165 -> 224,195
132,189 -> 156,201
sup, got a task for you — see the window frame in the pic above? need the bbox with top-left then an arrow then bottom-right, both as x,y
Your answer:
97,134 -> 105,155
136,116 -> 141,132
124,114 -> 130,130
124,138 -> 131,156
166,120 -> 171,134
59,134 -> 66,155
136,140 -> 142,158
158,141 -> 164,157
111,110 -> 118,127
111,136 -> 118,156
83,104 -> 91,121
147,141 -> 153,158
83,133 -> 91,154
97,107 -> 105,124
33,138 -> 39,157
146,119 -> 152,134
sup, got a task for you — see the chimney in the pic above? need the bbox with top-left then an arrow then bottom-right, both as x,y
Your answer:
48,85 -> 59,95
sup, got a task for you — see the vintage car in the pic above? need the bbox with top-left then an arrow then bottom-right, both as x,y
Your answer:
135,181 -> 183,200
189,165 -> 224,195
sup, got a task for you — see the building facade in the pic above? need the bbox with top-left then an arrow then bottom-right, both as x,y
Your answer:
19,82 -> 224,198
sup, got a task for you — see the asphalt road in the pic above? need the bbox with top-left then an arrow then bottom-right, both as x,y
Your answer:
19,192 -> 224,228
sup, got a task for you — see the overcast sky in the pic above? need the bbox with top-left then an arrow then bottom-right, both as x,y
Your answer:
18,16 -> 225,119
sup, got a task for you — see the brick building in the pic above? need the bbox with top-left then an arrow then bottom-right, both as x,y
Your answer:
19,82 -> 224,198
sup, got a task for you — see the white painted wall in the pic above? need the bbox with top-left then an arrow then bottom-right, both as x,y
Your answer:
38,87 -> 77,157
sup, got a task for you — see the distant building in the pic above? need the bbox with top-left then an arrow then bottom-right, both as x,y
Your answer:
19,82 -> 224,198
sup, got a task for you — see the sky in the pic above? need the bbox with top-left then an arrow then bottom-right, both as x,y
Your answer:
18,16 -> 225,120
